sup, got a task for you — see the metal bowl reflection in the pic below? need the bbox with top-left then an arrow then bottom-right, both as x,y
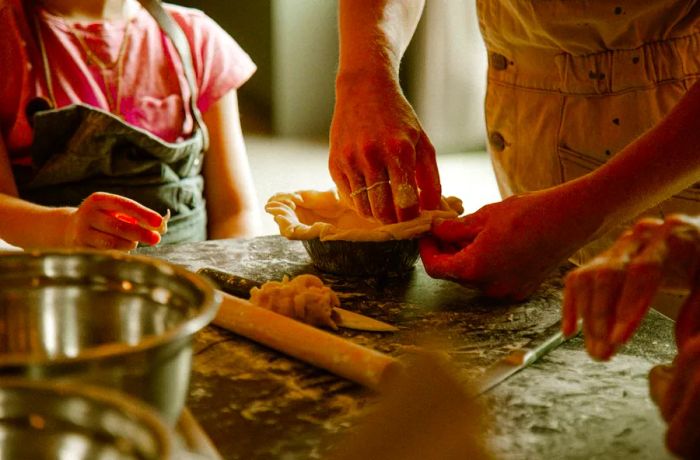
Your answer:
0,379 -> 175,459
0,250 -> 220,425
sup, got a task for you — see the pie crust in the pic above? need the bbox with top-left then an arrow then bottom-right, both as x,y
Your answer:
266,190 -> 463,242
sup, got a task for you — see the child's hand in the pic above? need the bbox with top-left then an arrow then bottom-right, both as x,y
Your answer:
62,192 -> 165,250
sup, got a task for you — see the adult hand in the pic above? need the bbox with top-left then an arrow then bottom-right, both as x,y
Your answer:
62,192 -> 165,250
562,215 -> 700,360
420,189 -> 596,301
330,72 -> 441,224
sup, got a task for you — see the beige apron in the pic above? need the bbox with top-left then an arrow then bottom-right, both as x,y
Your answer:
477,0 -> 700,264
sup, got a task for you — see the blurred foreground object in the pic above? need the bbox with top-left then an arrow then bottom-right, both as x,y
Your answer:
0,249 -> 219,425
329,352 -> 492,460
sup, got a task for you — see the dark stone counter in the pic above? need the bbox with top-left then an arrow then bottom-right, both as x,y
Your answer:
139,236 -> 677,459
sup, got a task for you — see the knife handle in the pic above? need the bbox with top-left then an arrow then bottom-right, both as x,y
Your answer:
518,321 -> 573,366
521,331 -> 565,365
197,268 -> 262,299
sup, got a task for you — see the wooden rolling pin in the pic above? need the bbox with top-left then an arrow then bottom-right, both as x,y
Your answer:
213,291 -> 403,391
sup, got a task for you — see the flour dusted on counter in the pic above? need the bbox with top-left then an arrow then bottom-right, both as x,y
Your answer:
249,274 -> 341,329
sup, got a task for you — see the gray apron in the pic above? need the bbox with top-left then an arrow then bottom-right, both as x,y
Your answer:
15,0 -> 210,245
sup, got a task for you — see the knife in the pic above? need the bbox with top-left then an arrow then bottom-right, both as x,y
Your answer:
197,267 -> 399,332
474,320 -> 578,395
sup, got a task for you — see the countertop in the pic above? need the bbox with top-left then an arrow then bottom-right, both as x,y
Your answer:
139,236 -> 678,460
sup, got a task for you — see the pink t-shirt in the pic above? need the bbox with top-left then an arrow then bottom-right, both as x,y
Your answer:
0,0 -> 256,165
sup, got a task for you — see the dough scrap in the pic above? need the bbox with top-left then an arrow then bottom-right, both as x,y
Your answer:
266,190 -> 463,242
249,274 -> 341,329
151,209 -> 171,235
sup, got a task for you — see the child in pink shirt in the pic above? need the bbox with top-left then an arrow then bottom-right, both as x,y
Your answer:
0,0 -> 260,248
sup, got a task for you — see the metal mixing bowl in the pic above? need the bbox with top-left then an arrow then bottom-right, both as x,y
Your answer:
0,378 -> 175,459
0,250 -> 220,425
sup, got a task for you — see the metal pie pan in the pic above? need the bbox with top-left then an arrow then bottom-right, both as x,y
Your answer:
302,238 -> 419,277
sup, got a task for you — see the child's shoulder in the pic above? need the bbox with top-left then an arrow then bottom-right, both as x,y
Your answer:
158,3 -> 233,49
162,3 -> 217,30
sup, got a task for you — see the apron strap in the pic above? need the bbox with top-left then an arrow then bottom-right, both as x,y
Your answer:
137,0 -> 210,152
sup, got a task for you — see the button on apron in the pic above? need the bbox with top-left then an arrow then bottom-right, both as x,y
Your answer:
490,53 -> 509,70
489,131 -> 506,151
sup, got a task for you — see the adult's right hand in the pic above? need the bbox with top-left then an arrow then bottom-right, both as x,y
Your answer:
329,72 -> 441,224
420,188 -> 599,301
62,192 -> 165,250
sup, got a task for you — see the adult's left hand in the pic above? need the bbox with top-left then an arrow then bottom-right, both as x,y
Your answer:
420,189 -> 596,301
330,72 -> 441,224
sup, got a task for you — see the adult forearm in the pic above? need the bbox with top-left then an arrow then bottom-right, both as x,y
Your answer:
579,81 -> 700,236
0,194 -> 72,248
337,0 -> 424,78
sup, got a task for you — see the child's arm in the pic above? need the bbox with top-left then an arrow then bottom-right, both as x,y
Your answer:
0,134 -> 163,250
0,133 -> 67,248
202,89 -> 261,239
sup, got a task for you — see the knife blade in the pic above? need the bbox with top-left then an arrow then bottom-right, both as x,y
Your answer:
197,267 -> 398,332
474,320 -> 577,395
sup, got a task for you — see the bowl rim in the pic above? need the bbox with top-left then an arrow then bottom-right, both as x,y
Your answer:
0,249 -> 221,368
0,377 -> 175,457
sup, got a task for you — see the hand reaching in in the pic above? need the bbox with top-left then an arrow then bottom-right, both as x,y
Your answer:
61,192 -> 166,250
562,215 -> 700,360
420,189 -> 598,300
330,73 -> 441,223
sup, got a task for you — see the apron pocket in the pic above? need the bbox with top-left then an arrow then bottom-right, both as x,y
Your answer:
557,145 -> 605,183
558,144 -> 700,217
